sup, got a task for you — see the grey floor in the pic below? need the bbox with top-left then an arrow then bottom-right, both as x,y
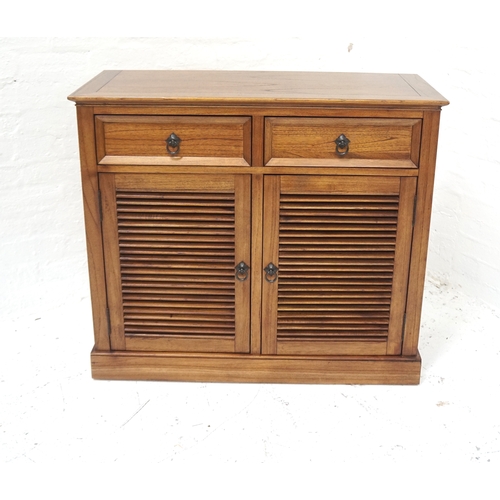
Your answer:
2,280 -> 499,481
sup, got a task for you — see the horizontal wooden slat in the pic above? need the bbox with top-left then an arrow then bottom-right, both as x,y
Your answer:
277,274 -> 394,281
119,238 -> 235,249
122,286 -> 234,295
119,247 -> 235,257
119,226 -> 235,236
117,191 -> 235,198
123,304 -> 234,315
117,195 -> 235,204
118,218 -> 234,226
124,308 -> 234,318
121,255 -> 231,268
278,305 -> 390,311
122,291 -> 234,302
279,238 -> 395,246
119,267 -> 234,277
280,218 -> 397,225
280,194 -> 399,202
279,232 -> 398,239
279,225 -> 398,232
278,328 -> 388,335
280,251 -> 395,259
124,325 -> 234,335
278,317 -> 389,324
277,285 -> 392,292
279,292 -> 392,299
123,301 -> 234,311
279,278 -> 394,286
280,300 -> 389,308
279,265 -> 394,272
122,275 -> 233,285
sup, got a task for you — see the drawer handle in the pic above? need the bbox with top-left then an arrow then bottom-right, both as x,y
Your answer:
334,134 -> 350,156
235,261 -> 250,281
264,263 -> 279,283
166,132 -> 182,155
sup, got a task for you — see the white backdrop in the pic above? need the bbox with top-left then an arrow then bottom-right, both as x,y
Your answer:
1,1 -> 499,323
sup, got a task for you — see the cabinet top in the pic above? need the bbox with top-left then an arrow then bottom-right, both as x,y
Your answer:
68,70 -> 448,108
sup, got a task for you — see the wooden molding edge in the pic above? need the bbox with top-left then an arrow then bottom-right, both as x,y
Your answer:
91,350 -> 421,385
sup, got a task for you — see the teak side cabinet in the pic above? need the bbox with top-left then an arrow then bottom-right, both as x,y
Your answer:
68,71 -> 448,384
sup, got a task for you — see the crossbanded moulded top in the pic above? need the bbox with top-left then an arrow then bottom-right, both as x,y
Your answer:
68,70 -> 448,108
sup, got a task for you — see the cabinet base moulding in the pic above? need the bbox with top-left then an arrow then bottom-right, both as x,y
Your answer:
91,350 -> 422,385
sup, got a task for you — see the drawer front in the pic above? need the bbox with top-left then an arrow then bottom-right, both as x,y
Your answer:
265,118 -> 422,168
96,115 -> 252,166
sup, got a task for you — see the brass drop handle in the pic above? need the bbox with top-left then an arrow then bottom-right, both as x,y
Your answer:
166,132 -> 181,155
235,261 -> 250,281
264,263 -> 279,283
334,134 -> 350,156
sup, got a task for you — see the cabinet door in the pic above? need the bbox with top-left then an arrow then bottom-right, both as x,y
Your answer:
100,173 -> 251,353
262,175 -> 416,356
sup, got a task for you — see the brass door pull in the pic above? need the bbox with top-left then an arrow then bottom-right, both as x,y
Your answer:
235,261 -> 250,281
264,263 -> 279,283
166,132 -> 181,155
334,134 -> 350,156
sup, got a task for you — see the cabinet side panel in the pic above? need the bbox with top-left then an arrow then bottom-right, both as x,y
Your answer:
76,106 -> 110,351
100,174 -> 126,350
403,110 -> 441,355
386,176 -> 417,354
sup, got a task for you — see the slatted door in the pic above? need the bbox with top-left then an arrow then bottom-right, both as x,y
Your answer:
262,175 -> 416,356
100,173 -> 251,353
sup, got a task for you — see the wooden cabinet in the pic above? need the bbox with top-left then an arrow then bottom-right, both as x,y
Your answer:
68,71 -> 448,384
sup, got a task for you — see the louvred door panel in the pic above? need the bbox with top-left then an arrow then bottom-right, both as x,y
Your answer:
262,175 -> 416,356
100,173 -> 251,353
